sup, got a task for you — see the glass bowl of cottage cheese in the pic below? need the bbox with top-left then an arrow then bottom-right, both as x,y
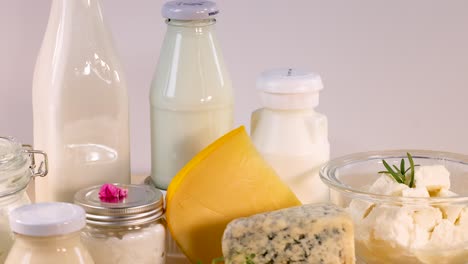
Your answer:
320,150 -> 468,264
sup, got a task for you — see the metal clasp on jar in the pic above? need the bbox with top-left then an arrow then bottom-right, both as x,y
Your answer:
22,144 -> 48,178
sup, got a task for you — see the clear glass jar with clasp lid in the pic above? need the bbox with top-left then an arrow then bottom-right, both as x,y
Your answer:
0,137 -> 48,262
75,184 -> 166,264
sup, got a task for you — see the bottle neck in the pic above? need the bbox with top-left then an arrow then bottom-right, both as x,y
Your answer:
166,18 -> 217,33
259,92 -> 320,111
42,0 -> 114,62
152,17 -> 232,109
51,0 -> 103,10
49,0 -> 105,24
264,107 -> 316,112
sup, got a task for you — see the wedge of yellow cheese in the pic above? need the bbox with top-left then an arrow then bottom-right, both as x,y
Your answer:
166,126 -> 301,263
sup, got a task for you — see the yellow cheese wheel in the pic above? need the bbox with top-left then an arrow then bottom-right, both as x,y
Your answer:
166,126 -> 301,263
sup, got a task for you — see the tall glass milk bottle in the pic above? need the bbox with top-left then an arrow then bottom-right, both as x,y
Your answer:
33,0 -> 130,202
150,1 -> 234,189
251,68 -> 330,204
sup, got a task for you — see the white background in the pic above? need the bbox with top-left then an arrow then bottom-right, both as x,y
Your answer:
1,0 -> 467,175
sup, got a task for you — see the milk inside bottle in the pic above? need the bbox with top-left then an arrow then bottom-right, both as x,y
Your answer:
33,0 -> 131,202
150,1 -> 234,189
251,68 -> 330,204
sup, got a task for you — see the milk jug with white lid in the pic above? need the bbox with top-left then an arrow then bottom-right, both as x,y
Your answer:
251,68 -> 330,204
33,0 -> 131,203
150,0 -> 234,189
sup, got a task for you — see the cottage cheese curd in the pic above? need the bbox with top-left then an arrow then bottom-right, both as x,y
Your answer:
82,223 -> 165,264
349,165 -> 468,264
75,184 -> 166,264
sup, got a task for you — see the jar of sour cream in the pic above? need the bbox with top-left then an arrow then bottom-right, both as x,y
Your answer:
75,184 -> 166,264
0,137 -> 47,262
5,202 -> 93,264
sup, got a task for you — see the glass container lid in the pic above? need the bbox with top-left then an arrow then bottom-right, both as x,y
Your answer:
0,137 -> 48,198
0,137 -> 28,175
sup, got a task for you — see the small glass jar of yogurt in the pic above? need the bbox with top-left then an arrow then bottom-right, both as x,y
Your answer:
5,202 -> 94,264
0,137 -> 48,262
75,184 -> 166,264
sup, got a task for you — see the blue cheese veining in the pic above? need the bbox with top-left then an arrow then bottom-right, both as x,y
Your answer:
222,204 -> 355,264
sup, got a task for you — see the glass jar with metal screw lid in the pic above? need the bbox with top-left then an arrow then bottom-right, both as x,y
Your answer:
75,184 -> 166,264
0,137 -> 48,262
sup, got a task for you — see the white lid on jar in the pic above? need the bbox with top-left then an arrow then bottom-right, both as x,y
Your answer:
9,203 -> 86,237
162,0 -> 219,20
257,68 -> 324,109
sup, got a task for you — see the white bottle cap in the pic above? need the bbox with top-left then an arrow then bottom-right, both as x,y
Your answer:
257,68 -> 324,109
162,1 -> 219,20
9,203 -> 86,237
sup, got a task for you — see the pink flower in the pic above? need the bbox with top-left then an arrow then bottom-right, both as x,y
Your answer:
99,184 -> 128,202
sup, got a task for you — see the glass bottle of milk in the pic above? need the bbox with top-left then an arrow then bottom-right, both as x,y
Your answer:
33,0 -> 131,202
251,68 -> 330,204
150,1 -> 234,189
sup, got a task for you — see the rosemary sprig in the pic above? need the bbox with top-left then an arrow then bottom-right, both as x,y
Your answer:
378,152 -> 419,188
245,254 -> 256,264
408,152 -> 416,188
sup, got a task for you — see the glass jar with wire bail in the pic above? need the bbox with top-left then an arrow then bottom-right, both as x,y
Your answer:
75,184 -> 166,264
0,136 -> 48,262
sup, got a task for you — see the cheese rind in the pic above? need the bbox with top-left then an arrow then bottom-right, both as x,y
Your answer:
222,204 -> 355,264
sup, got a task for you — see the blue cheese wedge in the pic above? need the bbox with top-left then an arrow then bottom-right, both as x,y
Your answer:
222,204 -> 355,264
